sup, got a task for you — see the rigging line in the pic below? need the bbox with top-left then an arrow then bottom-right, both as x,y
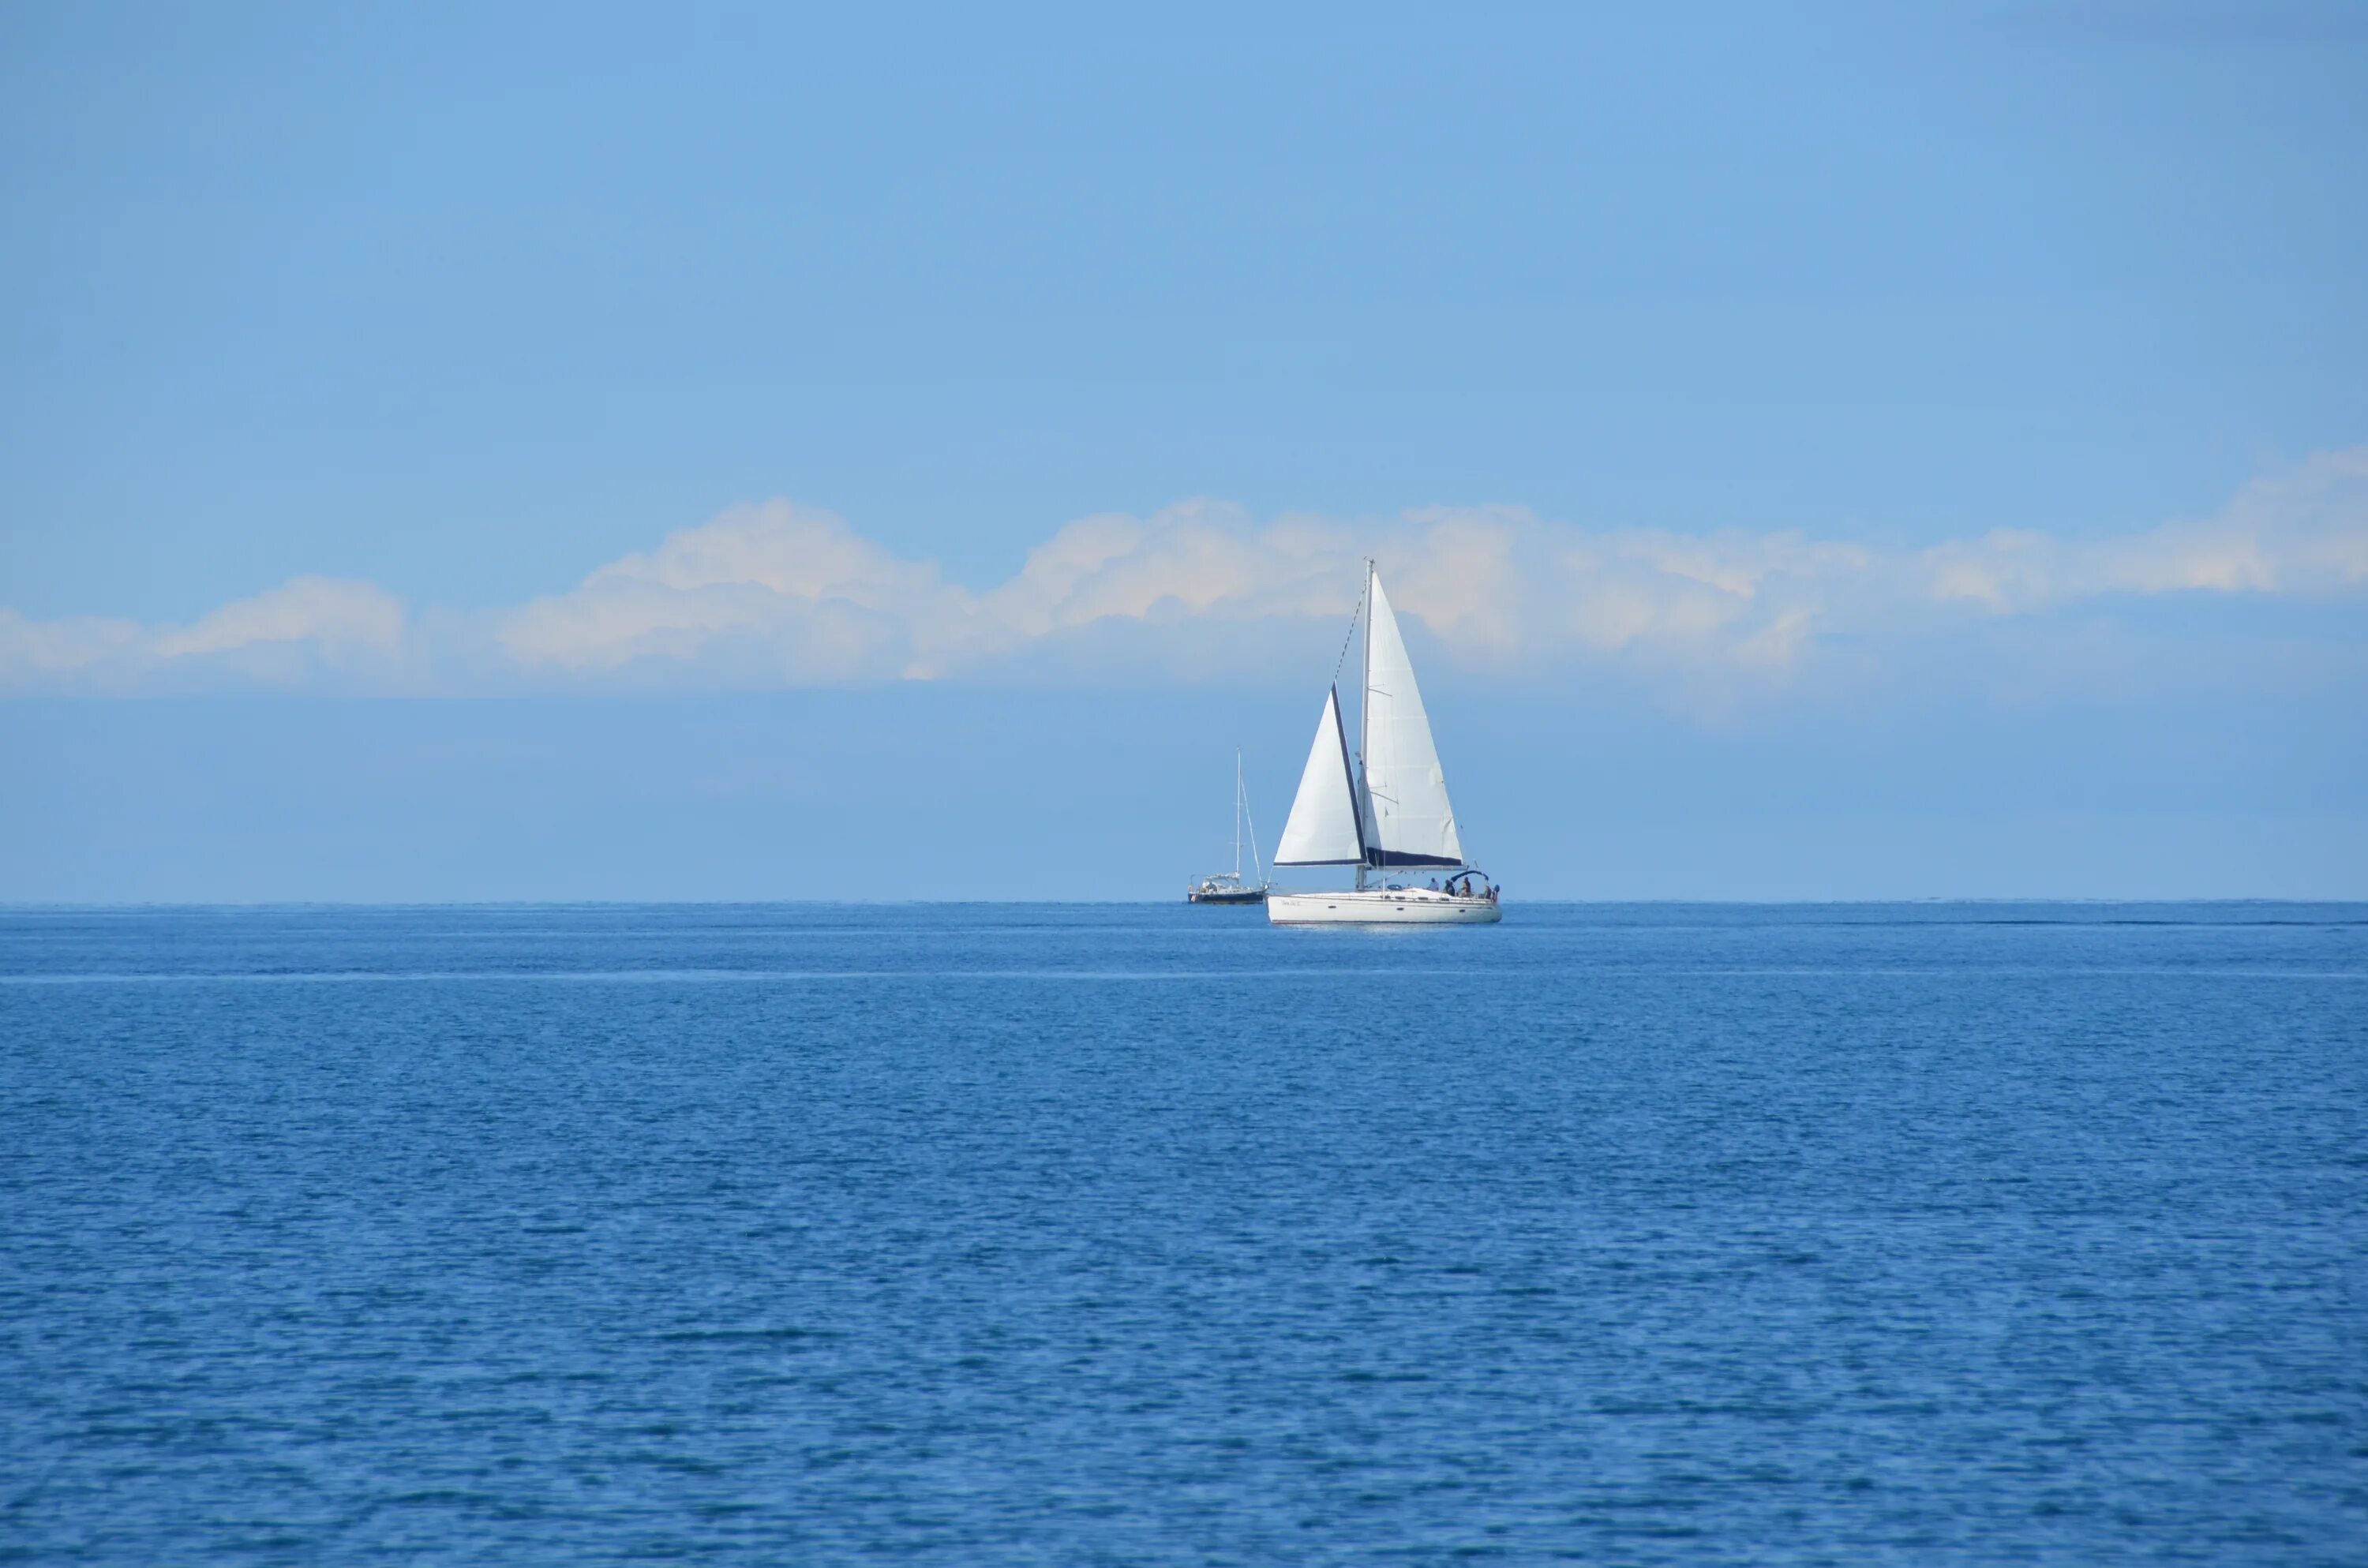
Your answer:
1328,574 -> 1367,690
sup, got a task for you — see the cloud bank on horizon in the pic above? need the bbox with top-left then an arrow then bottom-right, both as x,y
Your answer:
6,448 -> 2365,702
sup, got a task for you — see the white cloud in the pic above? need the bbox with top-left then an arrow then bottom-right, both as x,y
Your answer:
152,576 -> 404,660
1924,447 -> 2368,612
496,503 -> 949,682
5,447 -> 2363,698
0,609 -> 147,680
0,576 -> 408,693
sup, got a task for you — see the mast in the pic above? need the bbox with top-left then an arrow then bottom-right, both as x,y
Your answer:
1232,750 -> 1243,880
1356,556 -> 1374,891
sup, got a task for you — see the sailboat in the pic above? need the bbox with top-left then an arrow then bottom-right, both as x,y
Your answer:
1268,562 -> 1501,926
1187,750 -> 1271,904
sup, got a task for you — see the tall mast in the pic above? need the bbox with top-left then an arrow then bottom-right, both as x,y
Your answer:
1232,749 -> 1243,879
1357,557 -> 1374,891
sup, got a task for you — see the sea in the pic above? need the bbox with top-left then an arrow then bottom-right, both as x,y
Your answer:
2,902 -> 2362,1564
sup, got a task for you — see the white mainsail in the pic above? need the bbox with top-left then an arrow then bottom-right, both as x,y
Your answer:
1359,574 -> 1464,868
1273,686 -> 1365,866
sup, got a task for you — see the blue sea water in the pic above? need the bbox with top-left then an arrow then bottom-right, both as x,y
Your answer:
2,902 -> 2363,1565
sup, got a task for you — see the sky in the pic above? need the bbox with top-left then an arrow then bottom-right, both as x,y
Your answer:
2,2 -> 2363,900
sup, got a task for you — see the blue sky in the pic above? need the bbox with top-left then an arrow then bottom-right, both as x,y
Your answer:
2,2 -> 2363,898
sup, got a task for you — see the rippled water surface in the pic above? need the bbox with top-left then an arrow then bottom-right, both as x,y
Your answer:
3,903 -> 2363,1563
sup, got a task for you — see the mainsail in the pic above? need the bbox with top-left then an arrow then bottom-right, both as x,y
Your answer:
1359,574 -> 1464,868
1273,686 -> 1366,866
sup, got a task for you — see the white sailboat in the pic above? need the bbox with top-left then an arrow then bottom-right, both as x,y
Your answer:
1268,563 -> 1502,926
1187,750 -> 1270,904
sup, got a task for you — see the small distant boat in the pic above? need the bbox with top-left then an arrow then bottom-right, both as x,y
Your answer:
1268,561 -> 1501,926
1187,750 -> 1271,905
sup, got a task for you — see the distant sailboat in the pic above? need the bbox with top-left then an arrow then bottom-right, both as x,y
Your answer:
1187,750 -> 1270,905
1268,563 -> 1501,926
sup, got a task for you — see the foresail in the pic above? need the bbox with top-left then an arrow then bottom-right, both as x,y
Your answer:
1361,575 -> 1465,867
1273,687 -> 1366,866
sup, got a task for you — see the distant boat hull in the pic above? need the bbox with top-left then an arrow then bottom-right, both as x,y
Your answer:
1268,889 -> 1501,926
1188,886 -> 1268,904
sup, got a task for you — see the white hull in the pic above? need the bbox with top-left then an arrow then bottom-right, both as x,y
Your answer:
1268,889 -> 1501,926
